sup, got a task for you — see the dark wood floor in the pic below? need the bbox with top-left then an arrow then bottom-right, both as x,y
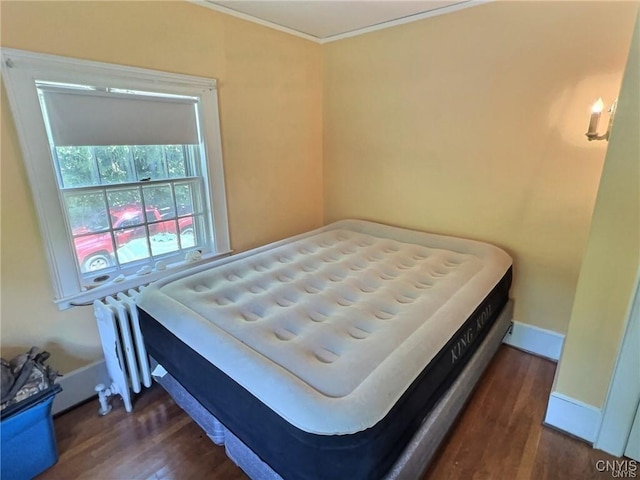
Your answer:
38,346 -> 618,480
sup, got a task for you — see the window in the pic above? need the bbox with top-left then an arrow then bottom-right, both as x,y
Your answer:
2,49 -> 230,309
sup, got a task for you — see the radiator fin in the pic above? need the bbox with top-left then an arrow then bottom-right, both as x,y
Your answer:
94,287 -> 150,412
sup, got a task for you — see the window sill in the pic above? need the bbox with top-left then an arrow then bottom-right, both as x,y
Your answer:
55,250 -> 233,310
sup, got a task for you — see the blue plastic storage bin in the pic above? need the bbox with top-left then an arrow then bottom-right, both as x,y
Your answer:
1,385 -> 62,480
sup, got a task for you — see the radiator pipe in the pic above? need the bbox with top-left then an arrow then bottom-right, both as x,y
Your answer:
95,383 -> 115,416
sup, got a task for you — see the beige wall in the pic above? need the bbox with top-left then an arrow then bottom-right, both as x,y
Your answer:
554,10 -> 640,409
323,1 -> 638,334
0,1 -> 323,372
1,0 -> 638,395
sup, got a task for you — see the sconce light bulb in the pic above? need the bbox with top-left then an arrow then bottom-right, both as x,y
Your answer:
592,97 -> 604,113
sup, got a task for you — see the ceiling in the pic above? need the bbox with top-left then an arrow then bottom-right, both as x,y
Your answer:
198,1 -> 479,42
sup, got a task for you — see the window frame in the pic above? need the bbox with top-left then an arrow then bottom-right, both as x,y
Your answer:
1,49 -> 231,309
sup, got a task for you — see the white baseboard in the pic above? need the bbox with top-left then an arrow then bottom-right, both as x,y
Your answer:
502,321 -> 564,361
544,391 -> 602,443
52,359 -> 109,415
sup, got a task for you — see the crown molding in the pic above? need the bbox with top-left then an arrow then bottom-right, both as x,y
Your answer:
189,0 -> 322,42
189,0 -> 492,44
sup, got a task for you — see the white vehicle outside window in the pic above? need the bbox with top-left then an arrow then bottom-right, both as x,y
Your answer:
2,49 -> 230,309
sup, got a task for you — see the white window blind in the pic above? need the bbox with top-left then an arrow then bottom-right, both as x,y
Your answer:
39,86 -> 200,146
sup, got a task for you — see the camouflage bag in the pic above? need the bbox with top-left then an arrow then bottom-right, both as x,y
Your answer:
0,347 -> 59,411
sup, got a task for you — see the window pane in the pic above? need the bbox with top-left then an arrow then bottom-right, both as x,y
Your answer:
74,232 -> 115,273
179,215 -> 196,249
166,146 -> 187,178
56,146 -> 97,188
133,146 -> 167,180
175,182 -> 201,216
64,192 -> 109,233
57,145 -> 194,188
114,224 -> 147,248
143,184 -> 175,219
107,188 -> 143,228
95,146 -> 134,184
64,182 -> 206,278
150,220 -> 181,256
115,229 -> 150,265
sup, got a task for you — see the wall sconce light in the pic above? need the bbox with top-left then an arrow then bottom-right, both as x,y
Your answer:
586,97 -> 617,141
